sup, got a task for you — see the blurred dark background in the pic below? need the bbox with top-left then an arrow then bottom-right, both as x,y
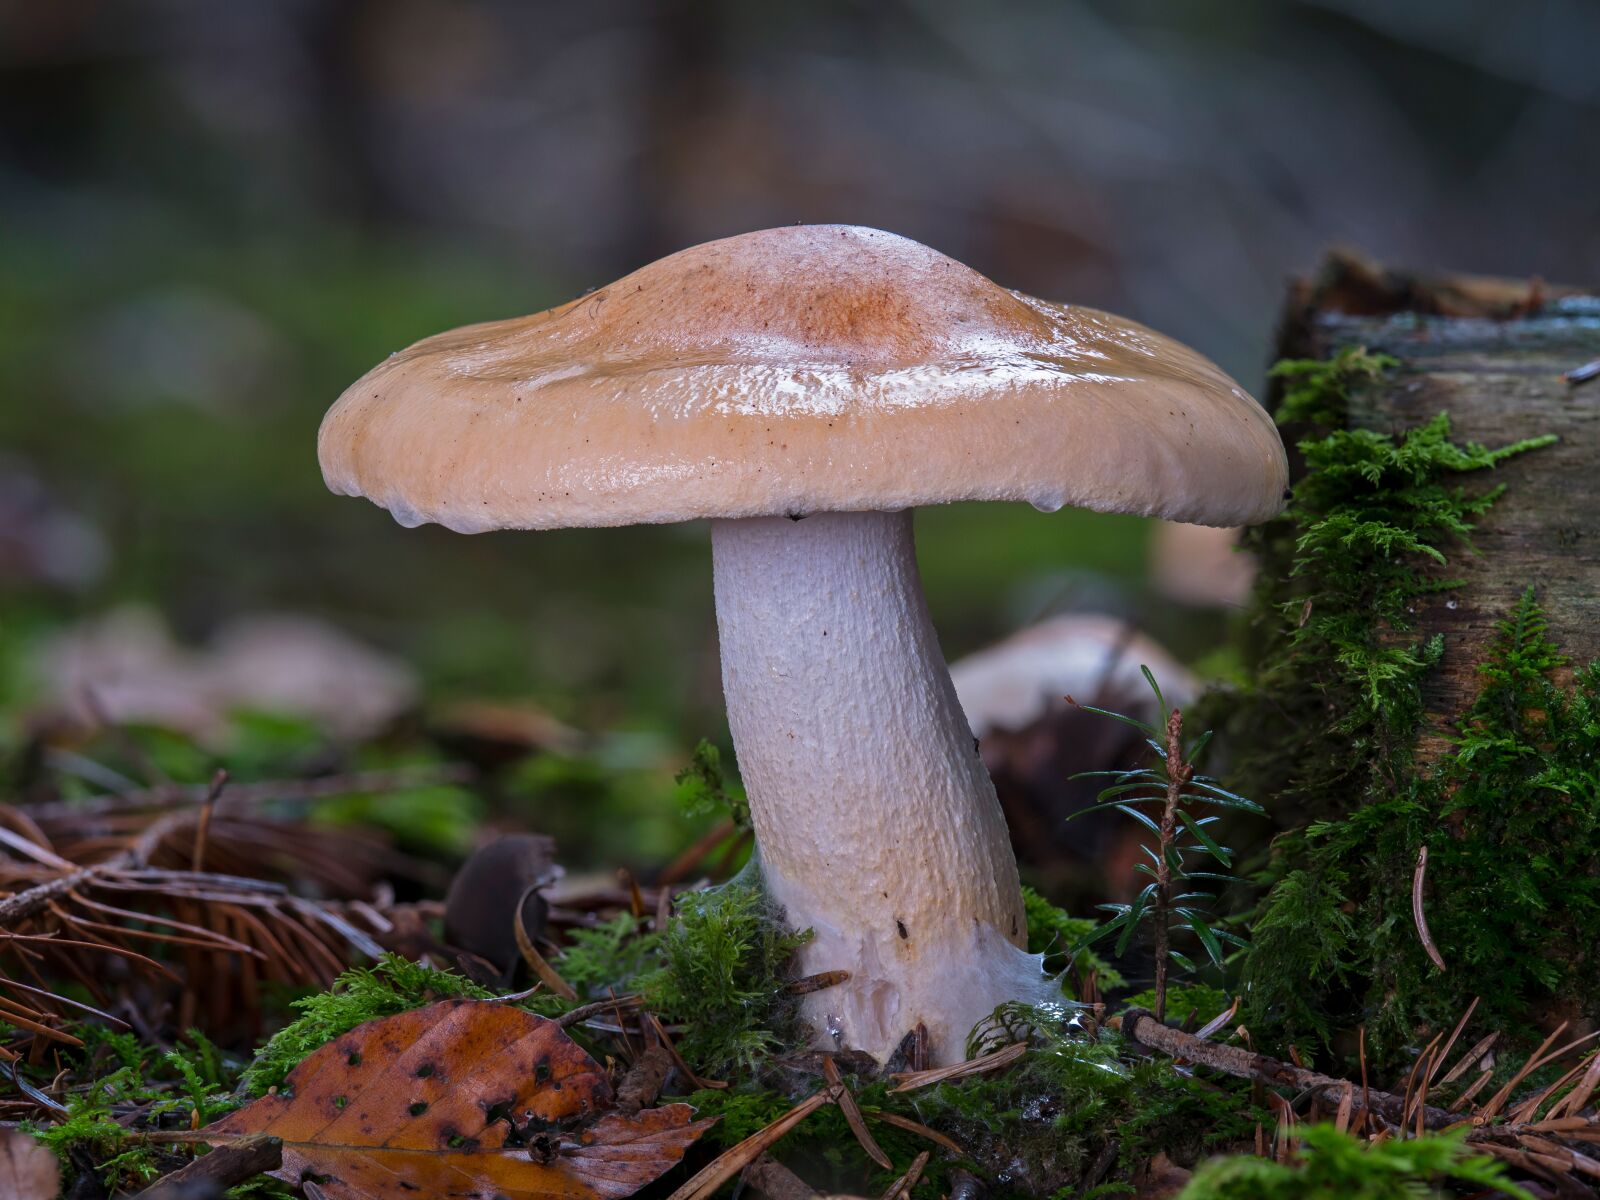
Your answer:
2,0 -> 1596,873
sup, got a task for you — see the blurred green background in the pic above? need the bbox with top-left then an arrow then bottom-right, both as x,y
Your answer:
3,0 -> 1595,873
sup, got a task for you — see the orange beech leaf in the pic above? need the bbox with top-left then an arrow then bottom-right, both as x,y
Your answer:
208,999 -> 713,1200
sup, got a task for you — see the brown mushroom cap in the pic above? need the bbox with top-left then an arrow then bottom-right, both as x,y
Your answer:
318,225 -> 1287,533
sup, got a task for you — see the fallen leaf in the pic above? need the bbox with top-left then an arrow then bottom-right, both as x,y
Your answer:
208,999 -> 713,1200
0,1129 -> 60,1200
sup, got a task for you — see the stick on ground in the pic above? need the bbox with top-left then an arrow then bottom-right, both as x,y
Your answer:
131,1135 -> 281,1199
1119,1010 -> 1460,1130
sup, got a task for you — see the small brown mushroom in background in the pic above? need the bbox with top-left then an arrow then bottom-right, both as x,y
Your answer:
951,615 -> 1198,907
427,699 -> 582,772
442,833 -> 559,983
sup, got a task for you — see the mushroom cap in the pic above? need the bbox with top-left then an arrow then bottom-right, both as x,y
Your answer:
319,225 -> 1287,533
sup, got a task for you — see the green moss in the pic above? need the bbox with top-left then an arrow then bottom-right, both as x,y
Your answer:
555,911 -> 665,999
1119,983 -> 1230,1028
241,876 -> 808,1094
638,879 -> 811,1078
1175,1124 -> 1529,1200
913,1033 -> 1261,1195
673,738 -> 750,828
1222,347 -> 1595,1069
1222,350 -> 1553,830
685,1081 -> 932,1194
686,1009 -> 1263,1198
1247,590 -> 1600,1059
1270,346 -> 1396,428
27,1026 -> 249,1194
225,1178 -> 300,1199
31,1095 -> 163,1193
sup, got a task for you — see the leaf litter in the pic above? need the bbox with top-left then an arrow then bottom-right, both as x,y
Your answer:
208,998 -> 713,1200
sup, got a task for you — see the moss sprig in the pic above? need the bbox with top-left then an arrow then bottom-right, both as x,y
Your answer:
637,879 -> 810,1078
1175,1124 -> 1529,1200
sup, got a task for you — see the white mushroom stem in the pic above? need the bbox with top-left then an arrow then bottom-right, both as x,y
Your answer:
711,509 -> 1056,1065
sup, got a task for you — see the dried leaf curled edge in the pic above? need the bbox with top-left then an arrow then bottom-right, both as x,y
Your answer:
208,999 -> 713,1200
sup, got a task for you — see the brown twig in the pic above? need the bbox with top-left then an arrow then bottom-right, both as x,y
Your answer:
643,1011 -> 726,1091
512,888 -> 578,1002
889,1040 -> 1028,1092
784,970 -> 850,996
1441,1030 -> 1499,1088
665,1087 -> 837,1200
130,1135 -> 281,1198
1553,1053 -> 1600,1121
879,1150 -> 930,1200
1428,997 -> 1479,1092
1563,359 -> 1600,386
823,1054 -> 892,1169
1120,1010 -> 1461,1129
1152,709 -> 1190,1023
0,808 -> 192,926
554,993 -> 642,1029
1412,845 -> 1446,971
871,1110 -> 963,1153
190,770 -> 228,872
1195,996 -> 1241,1042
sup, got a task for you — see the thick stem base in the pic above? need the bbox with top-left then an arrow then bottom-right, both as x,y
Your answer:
711,510 -> 1054,1063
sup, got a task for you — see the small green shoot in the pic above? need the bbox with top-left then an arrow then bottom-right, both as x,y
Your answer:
1069,666 -> 1261,1021
673,738 -> 750,828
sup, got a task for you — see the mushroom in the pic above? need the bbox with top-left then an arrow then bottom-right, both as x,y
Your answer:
950,615 -> 1199,898
317,225 -> 1288,1064
952,614 -> 1198,743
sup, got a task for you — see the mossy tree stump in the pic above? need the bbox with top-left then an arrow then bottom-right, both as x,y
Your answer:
1274,253 -> 1600,761
1235,255 -> 1600,1065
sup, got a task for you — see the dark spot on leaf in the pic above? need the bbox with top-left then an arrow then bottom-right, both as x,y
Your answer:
896,919 -> 909,940
409,1101 -> 429,1116
415,1063 -> 435,1078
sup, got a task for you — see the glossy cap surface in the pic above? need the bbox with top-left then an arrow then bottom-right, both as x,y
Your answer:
318,225 -> 1288,532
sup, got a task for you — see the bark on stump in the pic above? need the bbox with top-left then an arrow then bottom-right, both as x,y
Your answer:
1273,252 -> 1600,760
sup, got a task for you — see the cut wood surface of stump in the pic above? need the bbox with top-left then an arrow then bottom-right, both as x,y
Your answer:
1276,251 -> 1600,761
